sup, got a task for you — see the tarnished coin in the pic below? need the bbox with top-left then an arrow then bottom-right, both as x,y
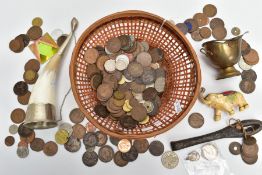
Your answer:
184,19 -> 199,33
64,135 -> 81,153
141,67 -> 156,85
91,73 -> 103,90
95,131 -> 108,146
83,132 -> 98,147
241,153 -> 258,165
141,41 -> 149,52
17,91 -> 31,105
239,79 -> 256,94
118,139 -> 131,153
243,49 -> 259,65
86,122 -> 96,132
238,57 -> 253,71
32,17 -> 43,27
85,145 -> 95,152
161,151 -> 179,169
119,115 -> 138,129
121,146 -> 138,162
18,123 -> 33,137
229,142 -> 241,155
212,27 -> 227,40
17,146 -> 29,158
55,129 -> 69,145
201,143 -> 218,160
191,30 -> 203,41
82,151 -> 98,167
210,18 -> 225,29
127,62 -> 144,78
243,136 -> 257,145
133,139 -> 149,153
23,70 -> 38,84
193,13 -> 209,27
27,26 -> 42,40
72,124 -> 86,139
97,83 -> 113,100
131,104 -> 147,122
9,39 -> 23,53
86,64 -> 100,78
114,151 -> 128,167
84,48 -> 99,64
59,122 -> 73,136
188,113 -> 204,128
30,138 -> 45,152
9,124 -> 18,135
242,143 -> 259,158
110,136 -> 120,146
241,69 -> 257,81
199,27 -> 212,39
10,109 -> 24,124
13,81 -> 28,96
149,140 -> 164,156
20,130 -> 35,143
69,108 -> 85,124
24,59 -> 40,72
94,104 -> 110,118
203,4 -> 217,17
18,140 -> 28,148
43,141 -> 58,156
98,145 -> 114,162
5,136 -> 15,146
118,35 -> 131,50
106,37 -> 121,53
231,27 -> 241,36
15,34 -> 30,48
143,87 -> 158,101
57,34 -> 68,47
104,59 -> 116,73
241,39 -> 251,56
176,23 -> 188,34
136,52 -> 152,67
155,77 -> 165,93
149,48 -> 164,63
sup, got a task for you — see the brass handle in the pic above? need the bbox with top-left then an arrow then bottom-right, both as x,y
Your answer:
200,48 -> 213,56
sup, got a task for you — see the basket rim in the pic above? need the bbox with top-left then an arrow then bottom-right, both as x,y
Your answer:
69,10 -> 202,139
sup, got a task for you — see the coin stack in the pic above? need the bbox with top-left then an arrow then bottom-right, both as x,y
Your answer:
84,35 -> 166,128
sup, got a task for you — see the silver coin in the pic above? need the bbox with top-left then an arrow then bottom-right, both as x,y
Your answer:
201,143 -> 218,160
9,124 -> 18,135
186,151 -> 200,161
59,122 -> 73,136
238,57 -> 252,71
51,28 -> 64,41
161,151 -> 179,169
17,146 -> 29,158
85,145 -> 96,152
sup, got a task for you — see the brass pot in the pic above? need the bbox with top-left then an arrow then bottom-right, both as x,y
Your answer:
200,34 -> 245,79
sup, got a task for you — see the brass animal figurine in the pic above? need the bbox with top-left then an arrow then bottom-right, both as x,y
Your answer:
199,87 -> 249,121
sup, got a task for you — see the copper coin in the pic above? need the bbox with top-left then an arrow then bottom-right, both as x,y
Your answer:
86,64 -> 100,78
191,30 -> 203,41
148,48 -> 164,63
239,79 -> 255,94
95,131 -> 108,146
231,27 -> 241,36
98,145 -> 114,162
64,135 -> 81,153
82,151 -> 98,167
72,124 -> 86,139
203,4 -> 217,17
17,91 -> 31,105
131,104 -> 147,122
176,23 -> 188,34
43,141 -> 58,156
9,39 -> 23,53
241,39 -> 251,56
210,18 -> 225,29
212,27 -> 227,40
84,48 -> 99,64
114,70 -> 123,81
229,142 -> 241,155
13,81 -> 28,96
11,108 -> 26,124
96,55 -> 109,71
94,103 -> 110,118
30,138 -> 45,152
118,35 -> 131,50
23,70 -> 38,84
136,52 -> 152,67
241,69 -> 257,81
188,113 -> 204,128
20,130 -> 35,143
69,108 -> 85,124
127,62 -> 144,78
90,73 -> 103,90
243,136 -> 257,145
133,139 -> 149,153
15,34 -> 30,47
114,151 -> 128,167
184,19 -> 199,33
5,136 -> 15,146
121,146 -> 138,162
83,132 -> 98,147
241,153 -> 258,165
57,34 -> 67,47
143,87 -> 158,101
18,140 -> 28,147
97,83 -> 113,100
27,26 -> 42,40
149,140 -> 164,156
199,27 -> 212,39
24,59 -> 40,72
32,17 -> 43,27
110,136 -> 120,146
243,49 -> 259,65
242,143 -> 259,158
119,115 -> 138,129
18,123 -> 33,137
193,13 -> 209,27
106,37 -> 121,53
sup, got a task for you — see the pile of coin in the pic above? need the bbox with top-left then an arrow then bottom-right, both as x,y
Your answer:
84,35 -> 165,128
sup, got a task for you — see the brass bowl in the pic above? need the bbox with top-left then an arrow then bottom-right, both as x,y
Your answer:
200,35 -> 244,79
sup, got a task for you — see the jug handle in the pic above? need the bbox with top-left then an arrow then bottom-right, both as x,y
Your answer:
200,48 -> 213,56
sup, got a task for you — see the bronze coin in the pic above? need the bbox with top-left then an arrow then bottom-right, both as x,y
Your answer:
109,136 -> 120,146
114,151 -> 128,167
136,52 -> 152,67
130,82 -> 146,93
131,104 -> 147,122
243,49 -> 259,65
57,34 -> 67,47
243,136 -> 257,145
210,18 -> 225,30
142,67 -> 156,85
191,30 -> 203,41
149,140 -> 164,156
98,145 -> 114,162
133,139 -> 149,153
9,39 -> 23,53
83,132 -> 98,147
184,19 -> 199,33
17,91 -> 31,105
18,123 -> 33,137
95,131 -> 108,146
203,4 -> 217,17
119,115 -> 138,129
43,141 -> 58,156
241,39 -> 251,56
199,27 -> 212,39
229,142 -> 241,155
212,27 -> 227,40
176,23 -> 188,34
11,108 -> 26,124
239,79 -> 256,94
72,124 -> 86,139
143,87 -> 158,101
113,91 -> 125,100
121,146 -> 138,162
5,136 -> 15,146
193,13 -> 209,27
127,62 -> 144,78
27,26 -> 42,40
242,143 -> 259,158
96,55 -> 109,71
15,34 -> 30,47
23,70 -> 38,84
94,103 -> 110,118
82,151 -> 98,167
24,59 -> 40,72
188,113 -> 204,128
30,138 -> 45,152
241,69 -> 257,81
86,64 -> 100,78
114,70 -> 123,81
97,83 -> 113,100
106,37 -> 121,53
148,48 -> 164,63
84,48 -> 99,64
241,153 -> 258,165
69,108 -> 85,124
13,81 -> 28,96
20,130 -> 35,143
91,73 -> 103,90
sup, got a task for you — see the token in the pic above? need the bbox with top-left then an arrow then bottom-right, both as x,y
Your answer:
114,151 -> 128,167
94,104 -> 110,118
239,79 -> 255,94
161,151 -> 179,169
84,48 -> 99,64
9,124 -> 18,135
201,143 -> 218,160
241,153 -> 258,165
57,34 -> 67,47
121,146 -> 138,162
118,139 -> 131,153
82,151 -> 98,167
212,27 -> 227,40
184,19 -> 199,33
27,26 -> 42,40
96,55 -> 109,71
149,48 -> 164,63
98,145 -> 114,162
43,141 -> 58,156
241,39 -> 251,56
23,70 -> 38,84
30,138 -> 45,152
104,59 -> 116,73
11,108 -> 26,124
127,62 -> 144,78
55,129 -> 69,145
95,131 -> 108,146
231,27 -> 241,36
136,52 -> 152,67
72,124 -> 86,139
242,143 -> 259,158
199,27 -> 212,39
18,123 -> 33,137
241,69 -> 257,81
141,67 -> 156,85
203,4 -> 217,17
69,108 -> 85,124
64,135 -> 81,153
188,113 -> 204,128
133,139 -> 149,153
149,140 -> 164,156
32,17 -> 43,27
229,142 -> 241,155
238,57 -> 252,71
17,146 -> 29,158
106,37 -> 121,53
5,136 -> 15,146
243,49 -> 259,65
210,18 -> 225,29
193,13 -> 209,27
24,59 -> 40,72
17,91 -> 31,105
90,73 -> 103,90
191,30 -> 203,41
131,104 -> 147,122
143,87 -> 158,101
59,122 -> 73,136
13,81 -> 28,96
83,132 -> 98,147
9,39 -> 23,53
176,23 -> 188,34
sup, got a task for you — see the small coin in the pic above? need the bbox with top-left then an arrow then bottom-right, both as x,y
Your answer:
30,138 -> 45,152
229,142 -> 241,155
83,132 -> 98,147
241,39 -> 251,56
161,151 -> 179,169
127,62 -> 144,78
23,70 -> 38,84
212,27 -> 227,40
32,17 -> 43,27
82,151 -> 98,167
176,23 -> 188,34
238,57 -> 253,71
184,19 -> 199,33
241,69 -> 257,81
239,79 -> 256,94
13,81 -> 28,96
57,34 -> 68,47
9,39 -> 23,53
199,27 -> 212,39
131,104 -> 147,122
64,135 -> 81,153
241,153 -> 258,165
242,143 -> 259,158
17,146 -> 29,158
210,18 -> 225,30
114,151 -> 128,167
98,145 -> 114,162
10,108 -> 25,124
18,123 -> 33,137
55,129 -> 69,145
72,124 -> 86,139
59,122 -> 73,136
188,113 -> 204,128
43,141 -> 58,156
193,13 -> 209,27
27,26 -> 42,40
106,37 -> 121,53
149,140 -> 164,156
15,34 -> 30,48
9,124 -> 18,135
95,131 -> 108,146
69,108 -> 85,124
110,136 -> 120,146
5,136 -> 15,146
142,87 -> 158,101
243,49 -> 259,65
133,139 -> 149,153
203,4 -> 217,17
119,115 -> 138,129
24,59 -> 40,72
201,143 -> 218,160
118,139 -> 131,153
94,104 -> 110,118
121,146 -> 138,162
191,30 -> 203,41
17,91 -> 31,105
84,48 -> 99,64
231,27 -> 241,36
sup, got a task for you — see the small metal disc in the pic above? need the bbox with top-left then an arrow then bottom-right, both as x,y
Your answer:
161,151 -> 179,169
229,141 -> 241,155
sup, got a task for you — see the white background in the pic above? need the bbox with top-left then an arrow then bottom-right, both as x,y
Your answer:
0,0 -> 261,175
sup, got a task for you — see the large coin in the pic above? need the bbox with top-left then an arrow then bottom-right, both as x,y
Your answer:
241,69 -> 257,81
84,48 -> 99,64
114,151 -> 128,167
210,18 -> 224,29
161,151 -> 179,169
199,27 -> 212,39
98,145 -> 114,162
212,27 -> 227,40
64,135 -> 81,153
133,139 -> 149,153
188,113 -> 204,128
69,108 -> 85,124
121,146 -> 138,162
17,91 -> 31,105
239,79 -> 256,94
110,136 -> 120,146
243,49 -> 259,65
94,103 -> 110,118
95,131 -> 108,146
149,140 -> 164,156
191,30 -> 203,41
27,26 -> 42,40
229,141 -> 241,155
83,132 -> 98,147
11,108 -> 26,124
82,151 -> 98,167
238,57 -> 253,71
43,141 -> 58,156
193,13 -> 209,27
30,138 -> 45,152
106,37 -> 121,53
119,115 -> 138,129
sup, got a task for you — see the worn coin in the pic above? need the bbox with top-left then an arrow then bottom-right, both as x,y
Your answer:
188,113 -> 204,128
121,146 -> 138,162
229,142 -> 241,155
142,87 -> 158,101
243,136 -> 257,145
118,139 -> 131,153
131,104 -> 147,122
86,64 -> 100,79
106,37 -> 121,53
85,145 -> 96,152
203,4 -> 217,17
82,151 -> 98,167
98,145 -> 114,162
57,34 -> 68,47
161,151 -> 179,169
95,131 -> 108,146
30,138 -> 45,152
43,141 -> 58,156
119,115 -> 138,129
13,81 -> 28,96
83,132 -> 98,147
9,124 -> 18,135
176,23 -> 188,34
133,139 -> 149,153
72,124 -> 86,139
241,39 -> 251,56
110,136 -> 120,146
15,34 -> 30,48
231,27 -> 241,36
243,49 -> 259,65
136,52 -> 152,67
64,135 -> 81,153
32,17 -> 43,27
199,27 -> 212,39
9,39 -> 23,53
18,123 -> 33,137
5,136 -> 15,146
27,26 -> 42,40
201,143 -> 218,160
94,104 -> 110,118
239,79 -> 256,94
114,151 -> 128,167
97,83 -> 113,100
241,69 -> 257,81
91,73 -> 103,90
55,129 -> 69,145
149,48 -> 164,63
23,70 -> 38,84
210,18 -> 224,29
24,59 -> 40,72
20,130 -> 35,143
191,30 -> 203,41
241,153 -> 258,165
242,143 -> 259,158
212,27 -> 227,40
84,48 -> 99,64
69,108 -> 85,124
127,62 -> 144,78
17,146 -> 29,158
193,13 -> 209,27
86,122 -> 96,132
59,122 -> 73,136
17,91 -> 31,105
149,140 -> 164,156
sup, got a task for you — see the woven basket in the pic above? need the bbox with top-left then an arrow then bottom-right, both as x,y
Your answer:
70,10 -> 201,139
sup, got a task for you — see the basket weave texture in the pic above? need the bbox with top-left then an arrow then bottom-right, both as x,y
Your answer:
70,10 -> 201,139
